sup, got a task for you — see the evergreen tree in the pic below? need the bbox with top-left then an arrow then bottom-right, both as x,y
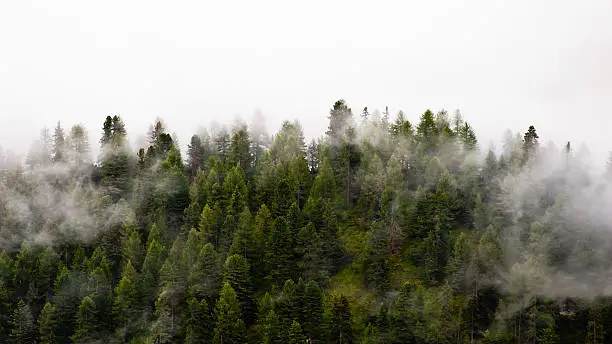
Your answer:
262,310 -> 281,344
0,281 -> 12,341
10,299 -> 36,344
67,124 -> 90,166
188,243 -> 222,303
186,134 -> 204,179
228,125 -> 252,173
329,294 -> 355,344
213,282 -> 246,344
522,125 -> 539,163
100,115 -> 131,200
224,254 -> 255,325
52,121 -> 66,163
113,260 -> 139,339
71,296 -> 97,343
416,109 -> 439,153
459,122 -> 478,150
183,297 -> 212,344
141,238 -> 166,307
121,226 -> 144,270
286,320 -> 306,344
39,301 -> 58,344
326,99 -> 354,147
265,217 -> 294,287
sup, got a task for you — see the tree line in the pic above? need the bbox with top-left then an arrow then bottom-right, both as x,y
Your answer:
0,100 -> 610,343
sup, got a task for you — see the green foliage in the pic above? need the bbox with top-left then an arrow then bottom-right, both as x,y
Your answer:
11,299 -> 36,344
265,217 -> 295,287
188,243 -> 222,303
213,282 -> 246,344
224,254 -> 255,325
328,294 -> 355,344
39,301 -> 58,344
0,102 -> 605,344
183,297 -> 212,344
71,296 -> 97,343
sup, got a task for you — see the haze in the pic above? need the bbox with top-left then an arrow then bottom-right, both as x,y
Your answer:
1,0 -> 611,161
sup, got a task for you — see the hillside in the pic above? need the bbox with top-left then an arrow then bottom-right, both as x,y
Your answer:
0,100 -> 610,343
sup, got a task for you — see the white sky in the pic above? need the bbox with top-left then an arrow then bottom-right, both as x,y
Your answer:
1,0 -> 611,162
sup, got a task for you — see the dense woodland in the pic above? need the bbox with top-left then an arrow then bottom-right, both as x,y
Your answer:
1,100 -> 612,343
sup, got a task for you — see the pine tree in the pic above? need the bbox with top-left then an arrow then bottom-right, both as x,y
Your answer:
213,282 -> 246,344
71,296 -> 97,343
224,254 -> 255,325
183,297 -> 212,344
302,281 -> 323,343
199,203 -> 220,247
522,125 -> 539,164
229,206 -> 252,259
188,243 -> 222,303
10,299 -> 36,344
52,121 -> 66,163
326,99 -> 354,147
228,125 -> 252,173
365,222 -> 391,293
141,238 -> 166,307
329,294 -> 355,344
265,217 -> 294,287
53,265 -> 85,343
150,288 -> 179,343
100,115 -> 131,200
67,124 -> 90,165
113,260 -> 139,338
262,310 -> 281,344
390,110 -> 413,138
459,122 -> 478,150
39,301 -> 58,344
0,280 -> 12,342
286,320 -> 305,344
186,134 -> 204,179
121,226 -> 144,270
295,222 -> 326,284
416,109 -> 439,153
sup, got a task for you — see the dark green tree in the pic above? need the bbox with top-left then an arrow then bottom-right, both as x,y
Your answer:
183,297 -> 212,344
265,217 -> 294,287
329,294 -> 355,344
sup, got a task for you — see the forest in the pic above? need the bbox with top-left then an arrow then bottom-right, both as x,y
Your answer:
0,99 -> 612,343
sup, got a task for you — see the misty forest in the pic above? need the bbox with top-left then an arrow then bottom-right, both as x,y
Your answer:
1,100 -> 612,344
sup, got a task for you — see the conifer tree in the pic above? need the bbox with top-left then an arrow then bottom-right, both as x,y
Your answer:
329,294 -> 355,344
183,297 -> 212,344
113,260 -> 139,338
265,217 -> 294,286
224,254 -> 255,325
262,310 -> 281,344
10,299 -> 36,344
186,134 -> 204,179
141,238 -> 166,307
188,243 -> 222,303
213,282 -> 246,344
416,109 -> 439,153
39,301 -> 58,344
52,121 -> 66,163
72,296 -> 97,343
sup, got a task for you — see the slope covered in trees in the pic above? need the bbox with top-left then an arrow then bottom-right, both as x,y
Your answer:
0,103 -> 610,343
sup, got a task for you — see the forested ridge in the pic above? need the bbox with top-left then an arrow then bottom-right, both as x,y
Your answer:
0,100 -> 611,343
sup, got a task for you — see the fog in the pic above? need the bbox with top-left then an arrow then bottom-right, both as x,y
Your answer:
1,0 -> 612,163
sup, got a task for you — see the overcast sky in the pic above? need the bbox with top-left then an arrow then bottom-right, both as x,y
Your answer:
1,0 -> 611,162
